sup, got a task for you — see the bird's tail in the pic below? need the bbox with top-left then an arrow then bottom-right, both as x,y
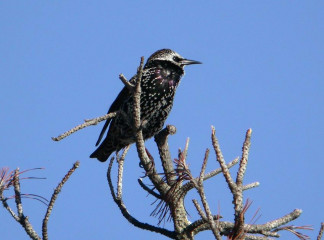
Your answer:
90,140 -> 115,162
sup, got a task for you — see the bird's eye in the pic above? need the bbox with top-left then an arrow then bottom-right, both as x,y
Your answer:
173,56 -> 181,62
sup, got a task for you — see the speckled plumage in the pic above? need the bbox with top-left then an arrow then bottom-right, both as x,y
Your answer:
90,49 -> 201,162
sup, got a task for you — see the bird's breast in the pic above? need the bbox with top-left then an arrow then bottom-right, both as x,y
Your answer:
151,67 -> 181,91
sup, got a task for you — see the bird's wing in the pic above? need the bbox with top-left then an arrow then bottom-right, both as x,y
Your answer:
95,86 -> 130,146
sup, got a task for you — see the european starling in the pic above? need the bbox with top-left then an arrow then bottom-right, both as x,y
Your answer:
90,49 -> 201,162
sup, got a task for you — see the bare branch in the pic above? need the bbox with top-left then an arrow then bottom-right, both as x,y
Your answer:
244,235 -> 271,240
117,146 -> 130,200
243,182 -> 260,191
181,157 -> 239,194
250,209 -> 303,232
132,57 -> 168,194
42,161 -> 80,240
0,168 -> 21,221
12,169 -> 41,240
0,167 -> 50,239
119,73 -> 135,91
192,199 -> 206,220
186,209 -> 303,237
183,138 -> 190,161
52,112 -> 118,141
231,129 -> 253,239
0,198 -> 20,221
190,149 -> 223,240
236,128 -> 252,186
154,125 -> 177,185
211,126 -> 236,192
107,156 -> 175,238
132,57 -> 150,165
196,186 -> 222,239
107,157 -> 117,198
203,156 -> 239,181
137,178 -> 162,199
13,169 -> 23,218
318,222 -> 324,240
198,149 -> 210,186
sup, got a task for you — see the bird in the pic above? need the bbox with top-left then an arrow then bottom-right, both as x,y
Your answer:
90,49 -> 201,162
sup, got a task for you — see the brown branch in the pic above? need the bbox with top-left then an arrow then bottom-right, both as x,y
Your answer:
107,157 -> 175,238
185,209 -> 302,237
13,169 -> 23,218
137,178 -> 162,199
154,125 -> 177,186
211,126 -> 236,192
119,73 -> 135,92
182,138 -> 190,163
318,222 -> 324,240
52,112 -> 118,141
132,57 -> 168,194
117,146 -> 130,200
244,235 -> 270,240
250,209 -> 303,232
192,199 -> 207,219
230,129 -> 253,239
190,149 -> 222,240
243,182 -> 260,191
198,149 -> 210,186
192,189 -> 222,240
11,169 -> 41,240
236,128 -> 252,186
181,157 -> 239,194
0,197 -> 20,221
42,161 -> 80,240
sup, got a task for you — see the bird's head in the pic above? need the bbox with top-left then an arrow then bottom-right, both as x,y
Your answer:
146,49 -> 202,69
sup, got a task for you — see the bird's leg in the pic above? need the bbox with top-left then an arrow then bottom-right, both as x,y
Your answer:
145,148 -> 155,169
139,148 -> 156,173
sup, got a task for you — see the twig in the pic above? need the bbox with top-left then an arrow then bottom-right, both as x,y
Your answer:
52,112 -> 118,141
0,198 -> 20,221
190,149 -> 222,240
132,57 -> 168,194
154,125 -> 177,185
117,146 -> 130,200
198,149 -> 210,185
231,129 -> 252,239
11,169 -> 41,240
138,178 -> 162,199
182,138 -> 190,162
243,182 -> 260,191
211,126 -> 236,192
107,157 -> 175,238
192,199 -> 206,220
186,209 -> 302,237
119,73 -> 135,92
211,128 -> 254,239
13,169 -> 23,218
132,57 -> 149,161
236,128 -> 252,186
244,235 -> 270,240
181,157 -> 239,194
250,209 -> 303,232
318,222 -> 324,240
42,161 -> 80,240
0,167 -> 49,239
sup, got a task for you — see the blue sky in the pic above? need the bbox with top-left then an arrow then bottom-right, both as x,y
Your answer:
1,1 -> 323,239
